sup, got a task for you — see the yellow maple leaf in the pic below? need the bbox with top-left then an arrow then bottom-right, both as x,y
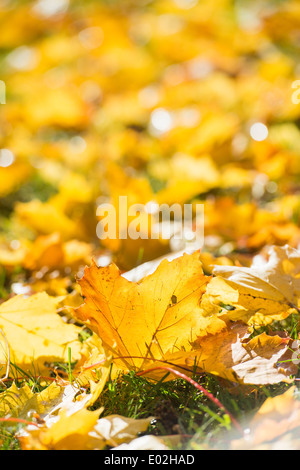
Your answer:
0,292 -> 83,376
19,408 -> 101,450
0,381 -> 66,419
214,245 -> 300,305
19,408 -> 153,450
74,334 -> 112,407
211,245 -> 300,325
230,386 -> 300,450
202,276 -> 293,326
73,252 -> 221,373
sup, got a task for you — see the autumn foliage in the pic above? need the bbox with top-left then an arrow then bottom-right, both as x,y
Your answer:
1,0 -> 300,451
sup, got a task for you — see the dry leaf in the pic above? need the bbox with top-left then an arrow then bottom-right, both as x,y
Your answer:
213,245 -> 300,310
0,293 -> 83,376
202,275 -> 293,326
231,386 -> 300,450
20,408 -> 153,450
19,408 -> 101,450
74,252 -> 216,373
114,435 -> 171,450
91,415 -> 153,447
0,381 -> 70,420
74,334 -> 112,407
147,322 -> 298,385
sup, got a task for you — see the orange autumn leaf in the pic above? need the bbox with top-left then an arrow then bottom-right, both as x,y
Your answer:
230,386 -> 300,450
73,251 -> 216,372
23,232 -> 92,272
23,233 -> 64,271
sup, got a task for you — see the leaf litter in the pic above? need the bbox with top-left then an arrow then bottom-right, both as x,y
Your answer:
1,0 -> 300,451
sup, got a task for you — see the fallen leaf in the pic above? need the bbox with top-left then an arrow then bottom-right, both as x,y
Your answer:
23,233 -> 92,272
19,408 -> 101,450
0,293 -> 83,376
74,252 -> 215,373
231,386 -> 300,450
202,275 -> 293,326
20,408 -> 153,450
0,382 -> 33,418
23,233 -> 64,271
147,322 -> 298,385
74,334 -> 112,407
0,381 -> 69,420
91,414 -> 153,447
114,435 -> 171,450
213,245 -> 300,310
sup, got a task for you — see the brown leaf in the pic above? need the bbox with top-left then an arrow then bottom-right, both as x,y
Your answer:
147,322 -> 298,385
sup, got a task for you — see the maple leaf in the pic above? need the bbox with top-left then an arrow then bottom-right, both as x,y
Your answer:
15,200 -> 78,240
92,415 -> 154,448
123,250 -> 233,282
230,386 -> 300,450
74,334 -> 112,407
0,382 -> 34,419
19,408 -> 101,450
23,232 -> 92,272
74,252 -> 297,384
0,381 -> 74,420
114,435 -> 171,450
0,292 -> 83,376
73,252 -> 216,372
146,322 -> 298,385
19,408 -> 154,450
201,276 -> 293,327
213,245 -> 300,310
202,245 -> 300,326
153,154 -> 220,205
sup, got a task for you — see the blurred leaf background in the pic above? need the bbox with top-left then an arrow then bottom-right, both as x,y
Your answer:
0,0 -> 300,281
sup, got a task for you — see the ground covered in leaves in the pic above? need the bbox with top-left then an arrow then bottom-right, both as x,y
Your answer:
1,0 -> 300,451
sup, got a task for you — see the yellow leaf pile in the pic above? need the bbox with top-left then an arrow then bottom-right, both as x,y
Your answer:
1,0 -> 300,451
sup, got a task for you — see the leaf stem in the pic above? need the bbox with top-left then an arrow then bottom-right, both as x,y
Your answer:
0,417 -> 39,428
